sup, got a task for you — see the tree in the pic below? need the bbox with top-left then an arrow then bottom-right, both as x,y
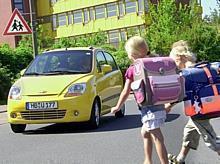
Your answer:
145,0 -> 195,55
145,0 -> 220,61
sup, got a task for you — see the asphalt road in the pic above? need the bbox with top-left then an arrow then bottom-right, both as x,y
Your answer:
0,96 -> 219,164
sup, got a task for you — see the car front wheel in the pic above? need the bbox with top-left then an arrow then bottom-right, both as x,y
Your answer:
10,124 -> 26,133
88,100 -> 100,129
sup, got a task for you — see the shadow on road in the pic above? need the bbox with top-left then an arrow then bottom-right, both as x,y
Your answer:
22,113 -> 180,135
165,113 -> 180,122
23,114 -> 142,135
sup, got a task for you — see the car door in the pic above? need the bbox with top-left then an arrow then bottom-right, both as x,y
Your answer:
103,51 -> 123,107
95,51 -> 113,114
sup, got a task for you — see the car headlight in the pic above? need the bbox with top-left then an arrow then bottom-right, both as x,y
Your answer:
65,83 -> 86,97
9,86 -> 21,100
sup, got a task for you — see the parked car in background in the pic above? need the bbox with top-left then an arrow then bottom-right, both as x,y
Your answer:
7,47 -> 125,133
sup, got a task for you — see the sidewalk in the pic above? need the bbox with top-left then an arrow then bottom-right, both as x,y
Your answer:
0,105 -> 7,113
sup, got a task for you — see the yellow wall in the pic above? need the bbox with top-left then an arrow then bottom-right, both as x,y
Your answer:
37,0 -> 118,17
37,0 -> 51,16
56,13 -> 144,38
37,0 -> 146,39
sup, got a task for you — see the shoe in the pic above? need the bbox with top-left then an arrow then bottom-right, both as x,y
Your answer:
168,154 -> 185,164
216,136 -> 220,144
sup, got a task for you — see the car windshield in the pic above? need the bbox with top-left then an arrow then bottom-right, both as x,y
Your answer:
24,50 -> 93,76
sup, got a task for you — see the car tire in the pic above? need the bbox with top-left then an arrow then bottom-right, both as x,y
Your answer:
10,124 -> 26,133
88,100 -> 100,129
115,104 -> 125,118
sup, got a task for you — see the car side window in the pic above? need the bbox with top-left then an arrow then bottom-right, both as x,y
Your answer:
96,51 -> 107,72
104,52 -> 118,71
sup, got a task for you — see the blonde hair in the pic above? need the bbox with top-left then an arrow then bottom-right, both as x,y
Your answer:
171,40 -> 188,49
125,36 -> 149,60
169,40 -> 197,63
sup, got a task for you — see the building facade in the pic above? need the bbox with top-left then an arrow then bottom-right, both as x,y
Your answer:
0,0 -> 30,48
0,0 -> 202,48
37,0 -> 202,46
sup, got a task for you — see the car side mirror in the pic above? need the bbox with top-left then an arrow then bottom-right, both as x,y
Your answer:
101,64 -> 112,74
20,69 -> 26,76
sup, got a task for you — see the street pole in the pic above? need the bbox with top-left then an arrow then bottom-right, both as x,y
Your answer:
29,0 -> 38,57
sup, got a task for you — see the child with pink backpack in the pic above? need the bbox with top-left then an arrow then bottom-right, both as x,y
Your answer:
111,36 -> 169,164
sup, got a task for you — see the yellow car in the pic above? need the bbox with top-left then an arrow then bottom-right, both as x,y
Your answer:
7,47 -> 124,133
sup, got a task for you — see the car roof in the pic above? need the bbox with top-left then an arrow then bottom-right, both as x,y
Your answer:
43,47 -> 102,54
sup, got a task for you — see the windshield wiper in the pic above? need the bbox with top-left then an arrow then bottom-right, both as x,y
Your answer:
44,70 -> 82,75
24,72 -> 44,76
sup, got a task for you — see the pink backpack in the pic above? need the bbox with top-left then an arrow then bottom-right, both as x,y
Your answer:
131,57 -> 185,106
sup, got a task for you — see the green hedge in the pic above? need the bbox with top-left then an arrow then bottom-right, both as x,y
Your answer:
0,44 -> 33,102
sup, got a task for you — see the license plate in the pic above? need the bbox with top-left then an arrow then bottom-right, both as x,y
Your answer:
26,101 -> 58,110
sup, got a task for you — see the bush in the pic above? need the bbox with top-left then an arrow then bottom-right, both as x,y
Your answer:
111,42 -> 130,75
0,43 -> 33,102
145,0 -> 220,61
0,44 -> 16,74
0,64 -> 12,100
15,44 -> 33,71
186,24 -> 220,61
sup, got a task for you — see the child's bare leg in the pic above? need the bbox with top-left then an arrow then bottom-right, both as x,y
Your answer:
176,146 -> 190,162
141,126 -> 153,164
150,128 -> 168,164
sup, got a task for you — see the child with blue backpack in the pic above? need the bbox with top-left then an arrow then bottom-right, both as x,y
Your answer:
166,40 -> 220,164
111,36 -> 168,164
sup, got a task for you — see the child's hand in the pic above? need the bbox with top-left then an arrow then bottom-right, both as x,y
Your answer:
165,103 -> 172,113
111,106 -> 119,114
165,106 -> 172,113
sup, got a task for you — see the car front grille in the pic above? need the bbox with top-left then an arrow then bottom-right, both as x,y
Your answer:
20,110 -> 66,120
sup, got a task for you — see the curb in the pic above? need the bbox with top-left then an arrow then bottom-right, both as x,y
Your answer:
0,105 -> 7,113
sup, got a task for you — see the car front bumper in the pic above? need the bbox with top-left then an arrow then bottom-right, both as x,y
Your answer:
7,94 -> 93,124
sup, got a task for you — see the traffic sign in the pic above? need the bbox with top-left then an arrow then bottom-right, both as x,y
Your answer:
3,8 -> 32,35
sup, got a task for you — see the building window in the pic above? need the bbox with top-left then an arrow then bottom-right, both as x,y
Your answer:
144,0 -> 149,12
14,0 -> 24,13
107,3 -> 117,17
68,12 -> 73,25
52,15 -> 57,30
125,0 -> 136,14
50,0 -> 58,6
118,1 -> 124,17
109,30 -> 119,46
127,27 -> 139,38
58,13 -> 66,26
138,0 -> 144,14
120,29 -> 127,41
95,5 -> 105,19
74,10 -> 82,23
40,16 -> 51,24
83,9 -> 89,24
89,7 -> 94,20
139,25 -> 146,36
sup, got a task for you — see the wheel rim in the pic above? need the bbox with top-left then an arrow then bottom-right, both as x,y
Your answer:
94,102 -> 100,126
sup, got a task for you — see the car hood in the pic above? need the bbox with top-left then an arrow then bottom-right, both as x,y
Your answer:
17,74 -> 88,96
